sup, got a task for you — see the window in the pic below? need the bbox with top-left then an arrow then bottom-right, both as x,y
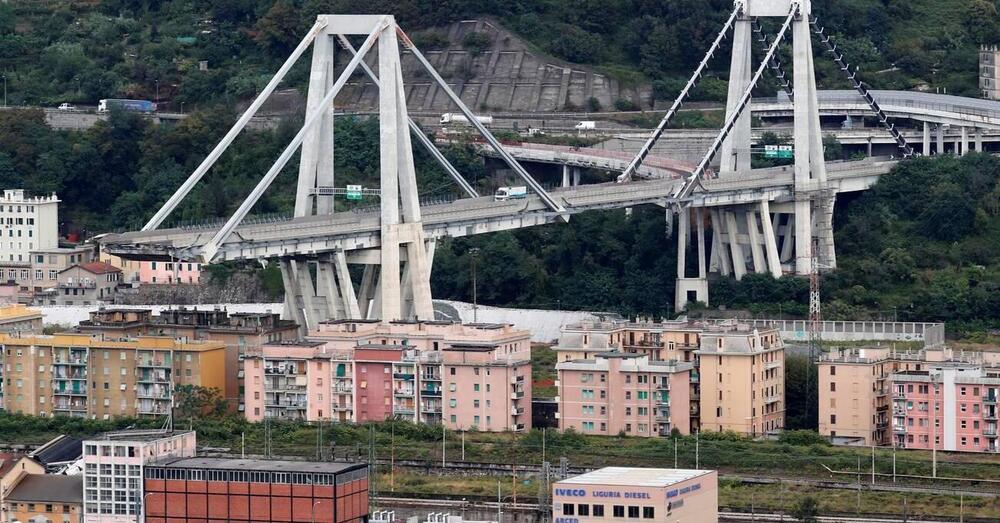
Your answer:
563,504 -> 575,516
628,506 -> 640,518
578,504 -> 589,516
830,366 -> 836,375
637,391 -> 648,400
830,382 -> 836,392
613,506 -> 625,518
642,507 -> 654,519
582,421 -> 595,431
474,384 -> 480,392
593,505 -> 605,517
831,414 -> 837,424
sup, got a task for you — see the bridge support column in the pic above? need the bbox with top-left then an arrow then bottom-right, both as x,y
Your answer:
961,126 -> 969,156
676,208 -> 688,281
936,124 -> 944,155
975,128 -> 983,152
745,208 -> 765,274
709,209 -> 731,277
719,14 -> 753,175
725,210 -> 746,280
760,200 -> 782,278
279,259 -> 308,337
572,167 -> 581,186
696,208 -> 707,280
562,165 -> 570,187
923,121 -> 931,156
779,213 -> 794,264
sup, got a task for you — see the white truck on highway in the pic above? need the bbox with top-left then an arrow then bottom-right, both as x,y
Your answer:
494,186 -> 527,201
440,113 -> 494,125
575,121 -> 596,130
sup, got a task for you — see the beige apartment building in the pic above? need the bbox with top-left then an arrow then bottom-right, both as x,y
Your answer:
0,334 -> 225,419
697,326 -> 785,436
75,307 -> 298,411
553,319 -> 784,436
0,304 -> 43,333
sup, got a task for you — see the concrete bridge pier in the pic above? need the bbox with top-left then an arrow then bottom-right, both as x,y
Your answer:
936,124 -> 945,155
961,126 -> 969,156
976,127 -> 983,152
675,208 -> 709,312
923,122 -> 931,156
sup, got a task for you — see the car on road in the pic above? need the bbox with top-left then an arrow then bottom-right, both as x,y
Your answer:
57,103 -> 76,111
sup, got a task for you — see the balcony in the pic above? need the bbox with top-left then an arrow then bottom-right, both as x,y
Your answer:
138,405 -> 171,415
510,390 -> 525,400
984,395 -> 998,405
53,402 -> 87,412
138,359 -> 172,369
893,407 -> 906,416
393,372 -> 415,380
876,419 -> 889,429
332,384 -> 354,393
764,395 -> 781,405
53,358 -> 87,366
690,373 -> 699,383
511,374 -> 525,384
420,388 -> 442,397
265,366 -> 298,375
393,407 -> 415,416
513,423 -> 526,432
983,427 -> 997,437
421,373 -> 441,382
655,411 -> 671,422
137,390 -> 171,400
393,389 -> 415,397
332,403 -> 353,411
892,391 -> 906,400
53,387 -> 87,396
764,361 -> 782,371
511,406 -> 525,416
266,399 -> 307,409
893,425 -> 906,434
985,411 -> 999,421
656,382 -> 670,391
422,405 -> 443,414
137,374 -> 170,384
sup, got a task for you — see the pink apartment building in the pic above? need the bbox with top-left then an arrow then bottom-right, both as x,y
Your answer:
243,321 -> 531,432
891,363 -> 1000,453
556,352 -> 693,437
553,319 -> 783,436
100,253 -> 202,285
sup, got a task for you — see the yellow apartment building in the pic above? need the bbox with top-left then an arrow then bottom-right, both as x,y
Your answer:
0,334 -> 225,419
697,325 -> 784,436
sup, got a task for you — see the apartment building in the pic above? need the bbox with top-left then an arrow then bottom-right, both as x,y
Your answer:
697,325 -> 784,436
553,319 -> 782,436
0,334 -> 225,418
51,262 -> 122,306
0,245 -> 95,296
0,304 -> 43,333
890,363 -> 1000,453
0,190 -> 59,264
76,307 -> 298,411
2,474 -> 83,523
817,346 -> 943,445
242,320 -> 532,431
99,253 -> 202,285
82,430 -> 197,523
556,352 -> 693,436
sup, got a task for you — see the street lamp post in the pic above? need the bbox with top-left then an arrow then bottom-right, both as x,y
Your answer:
312,500 -> 323,523
155,79 -> 160,104
469,248 -> 480,323
2,73 -> 7,108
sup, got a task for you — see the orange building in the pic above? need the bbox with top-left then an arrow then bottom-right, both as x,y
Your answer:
143,458 -> 368,523
0,334 -> 225,418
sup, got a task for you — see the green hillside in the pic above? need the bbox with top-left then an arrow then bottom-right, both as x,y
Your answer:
1,0 -> 998,106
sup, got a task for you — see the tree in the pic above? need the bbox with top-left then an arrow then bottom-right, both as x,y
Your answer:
173,385 -> 228,420
461,31 -> 492,57
253,1 -> 303,55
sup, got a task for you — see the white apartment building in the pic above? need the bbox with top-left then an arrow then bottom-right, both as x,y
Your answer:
82,430 -> 197,523
0,190 -> 59,264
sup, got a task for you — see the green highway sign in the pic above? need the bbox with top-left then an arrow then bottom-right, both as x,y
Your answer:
764,145 -> 793,159
346,184 -> 363,201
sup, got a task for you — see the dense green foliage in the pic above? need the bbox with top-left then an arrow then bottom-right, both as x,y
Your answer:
3,0 -> 998,107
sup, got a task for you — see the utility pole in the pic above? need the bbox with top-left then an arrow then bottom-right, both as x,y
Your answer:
470,248 -> 480,323
2,74 -> 6,108
442,423 -> 446,467
695,431 -> 700,469
808,237 -> 822,426
871,445 -> 875,485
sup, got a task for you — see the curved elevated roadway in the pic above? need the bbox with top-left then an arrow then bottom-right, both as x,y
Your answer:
101,158 -> 897,263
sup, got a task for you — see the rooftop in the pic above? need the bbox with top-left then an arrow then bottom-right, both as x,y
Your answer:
149,457 -> 365,474
89,429 -> 194,443
0,304 -> 41,320
60,261 -> 121,275
6,474 -> 82,503
557,467 -> 713,488
28,435 -> 81,465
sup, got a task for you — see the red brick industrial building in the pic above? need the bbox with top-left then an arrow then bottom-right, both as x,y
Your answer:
143,458 -> 368,523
